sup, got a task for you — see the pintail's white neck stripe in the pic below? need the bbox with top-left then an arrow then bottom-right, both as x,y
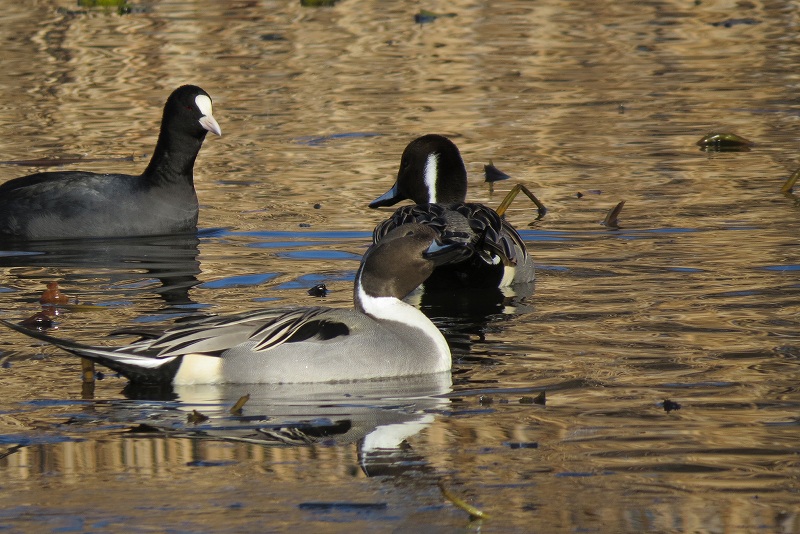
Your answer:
424,153 -> 439,203
355,280 -> 451,368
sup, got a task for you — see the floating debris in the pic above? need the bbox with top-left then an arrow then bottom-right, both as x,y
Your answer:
696,132 -> 754,152
484,161 -> 511,183
188,410 -> 210,424
39,282 -> 72,305
533,390 -> 546,406
602,200 -> 626,228
781,169 -> 799,194
478,395 -> 494,406
504,441 -> 539,449
20,310 -> 57,329
308,283 -> 328,297
495,183 -> 547,220
260,33 -> 287,41
519,396 -> 534,405
710,18 -> 760,28
439,482 -> 489,520
298,502 -> 388,511
229,394 -> 250,415
77,0 -> 134,15
300,0 -> 338,7
414,10 -> 457,24
663,399 -> 681,413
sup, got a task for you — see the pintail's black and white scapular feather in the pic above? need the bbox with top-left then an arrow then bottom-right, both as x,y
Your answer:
0,85 -> 221,241
369,134 -> 534,288
1,224 -> 469,385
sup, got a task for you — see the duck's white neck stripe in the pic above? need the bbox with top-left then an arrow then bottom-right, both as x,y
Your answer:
424,153 -> 439,203
355,281 -> 450,365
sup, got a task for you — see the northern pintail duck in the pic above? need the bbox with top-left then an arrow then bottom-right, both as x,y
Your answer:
0,85 -> 221,241
0,224 -> 467,385
369,134 -> 534,288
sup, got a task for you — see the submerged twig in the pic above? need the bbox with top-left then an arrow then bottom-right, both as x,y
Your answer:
495,184 -> 547,220
230,394 -> 250,415
781,169 -> 799,194
438,482 -> 490,520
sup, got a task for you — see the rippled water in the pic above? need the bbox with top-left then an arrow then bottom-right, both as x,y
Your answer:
0,1 -> 799,532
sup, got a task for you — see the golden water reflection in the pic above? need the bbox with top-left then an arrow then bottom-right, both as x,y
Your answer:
0,0 -> 799,531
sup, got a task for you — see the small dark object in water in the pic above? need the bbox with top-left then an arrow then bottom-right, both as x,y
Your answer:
484,162 -> 511,183
313,203 -> 322,209
696,132 -> 754,152
519,396 -> 534,404
260,33 -> 287,41
298,502 -> 388,511
95,371 -> 105,380
663,399 -> 681,412
300,0 -> 338,6
576,192 -> 584,198
308,283 -> 328,297
187,410 -> 209,424
478,395 -> 493,405
505,441 -> 539,449
20,311 -> 56,329
299,222 -> 312,228
533,390 -> 546,406
414,10 -> 457,24
710,18 -> 760,28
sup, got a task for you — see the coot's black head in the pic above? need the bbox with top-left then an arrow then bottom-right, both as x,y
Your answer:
162,85 -> 222,139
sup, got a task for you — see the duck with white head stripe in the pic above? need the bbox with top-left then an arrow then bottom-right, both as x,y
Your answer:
370,134 -> 534,290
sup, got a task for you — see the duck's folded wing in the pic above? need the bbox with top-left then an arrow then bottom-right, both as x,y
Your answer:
142,307 -> 339,357
372,204 -> 450,243
455,203 -> 529,266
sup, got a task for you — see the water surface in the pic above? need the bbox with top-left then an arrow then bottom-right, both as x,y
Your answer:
1,1 -> 799,532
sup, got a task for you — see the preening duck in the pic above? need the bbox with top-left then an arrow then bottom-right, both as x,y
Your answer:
370,134 -> 534,288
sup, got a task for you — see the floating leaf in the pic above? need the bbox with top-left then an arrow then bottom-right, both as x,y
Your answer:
696,132 -> 754,152
77,0 -> 133,14
602,200 -> 625,228
781,169 -> 800,194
